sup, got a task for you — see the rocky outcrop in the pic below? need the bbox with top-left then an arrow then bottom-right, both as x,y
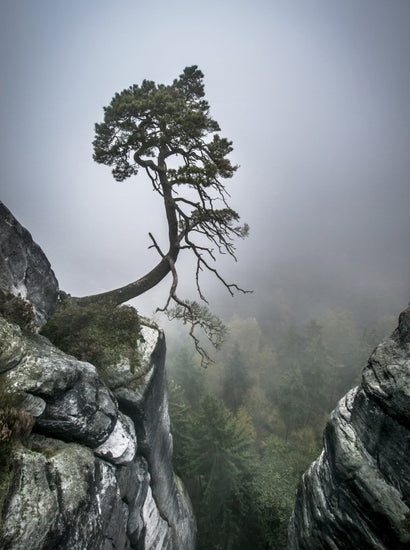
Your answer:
0,204 -> 196,549
288,306 -> 410,550
0,202 -> 59,327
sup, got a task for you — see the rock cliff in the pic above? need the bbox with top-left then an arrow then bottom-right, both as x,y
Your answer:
288,306 -> 410,549
0,202 -> 196,550
0,203 -> 58,327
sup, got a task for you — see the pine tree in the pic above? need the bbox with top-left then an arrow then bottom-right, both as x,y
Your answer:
187,395 -> 256,549
75,66 -> 250,364
221,344 -> 251,413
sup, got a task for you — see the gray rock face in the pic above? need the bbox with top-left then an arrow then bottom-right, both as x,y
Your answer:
115,325 -> 197,549
0,317 -> 196,550
2,440 -> 125,550
1,319 -> 119,448
0,318 -> 196,550
0,204 -> 196,550
0,201 -> 59,326
288,306 -> 410,550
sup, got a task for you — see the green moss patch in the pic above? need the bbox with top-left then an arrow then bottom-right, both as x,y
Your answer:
0,291 -> 36,332
41,299 -> 143,380
0,391 -> 34,542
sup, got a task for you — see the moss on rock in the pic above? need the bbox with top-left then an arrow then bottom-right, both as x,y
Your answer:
41,298 -> 143,385
0,291 -> 36,333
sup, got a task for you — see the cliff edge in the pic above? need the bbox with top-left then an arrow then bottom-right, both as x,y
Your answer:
0,202 -> 196,550
288,305 -> 410,549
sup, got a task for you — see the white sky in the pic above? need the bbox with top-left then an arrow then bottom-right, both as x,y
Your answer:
1,0 -> 409,325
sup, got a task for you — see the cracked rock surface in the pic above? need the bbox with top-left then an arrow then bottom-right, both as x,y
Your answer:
0,203 -> 196,549
288,306 -> 410,550
0,201 -> 59,327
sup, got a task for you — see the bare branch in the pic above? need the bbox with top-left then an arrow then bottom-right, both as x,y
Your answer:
184,234 -> 251,297
144,166 -> 161,193
166,300 -> 227,367
148,232 -> 165,257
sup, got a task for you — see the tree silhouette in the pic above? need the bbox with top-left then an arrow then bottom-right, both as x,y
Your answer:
76,66 -> 249,363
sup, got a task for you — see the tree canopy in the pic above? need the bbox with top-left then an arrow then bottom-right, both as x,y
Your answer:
78,66 -> 249,363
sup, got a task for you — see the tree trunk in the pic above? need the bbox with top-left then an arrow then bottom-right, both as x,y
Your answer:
75,255 -> 175,306
74,151 -> 180,307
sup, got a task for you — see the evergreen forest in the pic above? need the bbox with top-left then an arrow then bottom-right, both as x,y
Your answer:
166,309 -> 396,549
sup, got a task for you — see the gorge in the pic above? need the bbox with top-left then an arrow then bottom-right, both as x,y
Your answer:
0,201 -> 409,549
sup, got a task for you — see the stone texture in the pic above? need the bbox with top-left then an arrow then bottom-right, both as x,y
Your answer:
362,307 -> 410,428
0,203 -> 196,549
1,318 -> 118,447
127,458 -> 173,549
0,201 -> 59,326
0,314 -> 196,550
116,326 -> 197,550
94,412 -> 137,465
288,306 -> 410,550
1,438 -> 127,550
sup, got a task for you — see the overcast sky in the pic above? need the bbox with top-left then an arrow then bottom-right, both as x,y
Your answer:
1,0 -> 409,327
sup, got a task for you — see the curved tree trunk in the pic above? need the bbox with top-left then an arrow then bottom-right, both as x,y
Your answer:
76,254 -> 176,306
75,153 -> 180,307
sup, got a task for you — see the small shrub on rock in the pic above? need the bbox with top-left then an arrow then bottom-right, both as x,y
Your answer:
0,291 -> 36,332
0,392 -> 34,471
41,298 -> 143,373
0,392 -> 34,537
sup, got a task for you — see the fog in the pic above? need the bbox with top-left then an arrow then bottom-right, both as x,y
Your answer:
1,0 -> 409,329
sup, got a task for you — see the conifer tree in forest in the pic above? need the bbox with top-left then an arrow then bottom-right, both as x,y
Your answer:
185,395 -> 256,549
222,345 -> 251,413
